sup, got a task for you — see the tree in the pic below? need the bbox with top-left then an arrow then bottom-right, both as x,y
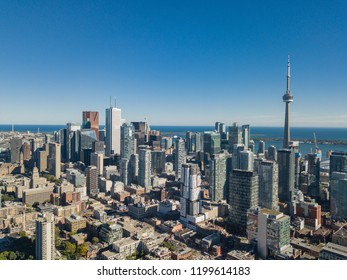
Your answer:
77,243 -> 88,257
0,253 -> 7,260
63,241 -> 76,255
8,251 -> 17,260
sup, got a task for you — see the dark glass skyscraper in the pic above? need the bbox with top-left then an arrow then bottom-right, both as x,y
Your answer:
278,148 -> 295,203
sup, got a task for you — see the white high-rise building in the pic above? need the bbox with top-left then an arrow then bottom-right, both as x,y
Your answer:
138,146 -> 152,191
105,106 -> 122,156
35,213 -> 55,260
180,163 -> 202,219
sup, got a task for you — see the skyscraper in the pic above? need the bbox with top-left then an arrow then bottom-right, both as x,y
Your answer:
35,213 -> 55,260
138,146 -> 152,190
120,158 -> 130,186
174,138 -> 186,180
283,55 -> 294,149
120,123 -> 135,160
278,148 -> 295,203
10,137 -> 22,163
86,165 -> 98,196
229,169 -> 259,232
267,145 -> 277,161
129,154 -> 139,184
258,140 -> 265,154
228,122 -> 242,151
180,163 -> 202,221
47,142 -> 61,179
209,153 -> 228,201
329,151 -> 347,177
239,150 -> 254,172
82,111 -> 99,140
258,160 -> 279,210
90,152 -> 104,175
330,172 -> 347,220
186,132 -> 201,153
151,150 -> 166,175
242,124 -> 250,150
203,131 -> 221,156
105,104 -> 122,156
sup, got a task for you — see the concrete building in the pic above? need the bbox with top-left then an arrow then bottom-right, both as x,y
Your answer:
138,146 -> 151,190
103,165 -> 118,180
319,242 -> 347,260
257,208 -> 290,259
120,158 -> 130,186
112,237 -> 140,258
98,177 -> 112,193
65,214 -> 87,232
35,213 -> 55,260
23,187 -> 54,206
66,168 -> 85,187
229,170 -> 258,232
30,166 -> 47,188
86,165 -> 98,196
99,223 -> 123,245
128,202 -> 158,220
332,227 -> 347,247
174,138 -> 186,180
180,164 -> 202,226
90,152 -> 104,175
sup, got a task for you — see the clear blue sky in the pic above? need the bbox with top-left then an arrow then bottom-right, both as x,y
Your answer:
0,0 -> 346,127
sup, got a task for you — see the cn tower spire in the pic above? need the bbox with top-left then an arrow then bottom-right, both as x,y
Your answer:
286,54 -> 291,93
283,55 -> 294,149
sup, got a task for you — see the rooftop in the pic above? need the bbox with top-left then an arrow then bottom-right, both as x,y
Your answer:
321,242 -> 347,257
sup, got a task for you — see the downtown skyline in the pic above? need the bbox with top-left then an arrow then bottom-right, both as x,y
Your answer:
1,1 -> 347,127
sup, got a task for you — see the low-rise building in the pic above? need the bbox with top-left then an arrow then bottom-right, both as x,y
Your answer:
23,186 -> 54,206
65,214 -> 87,232
319,242 -> 347,260
112,238 -> 140,258
332,227 -> 347,247
171,248 -> 193,260
128,202 -> 158,220
99,223 -> 123,245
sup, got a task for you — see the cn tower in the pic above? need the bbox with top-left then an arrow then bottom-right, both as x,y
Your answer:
283,55 -> 293,149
